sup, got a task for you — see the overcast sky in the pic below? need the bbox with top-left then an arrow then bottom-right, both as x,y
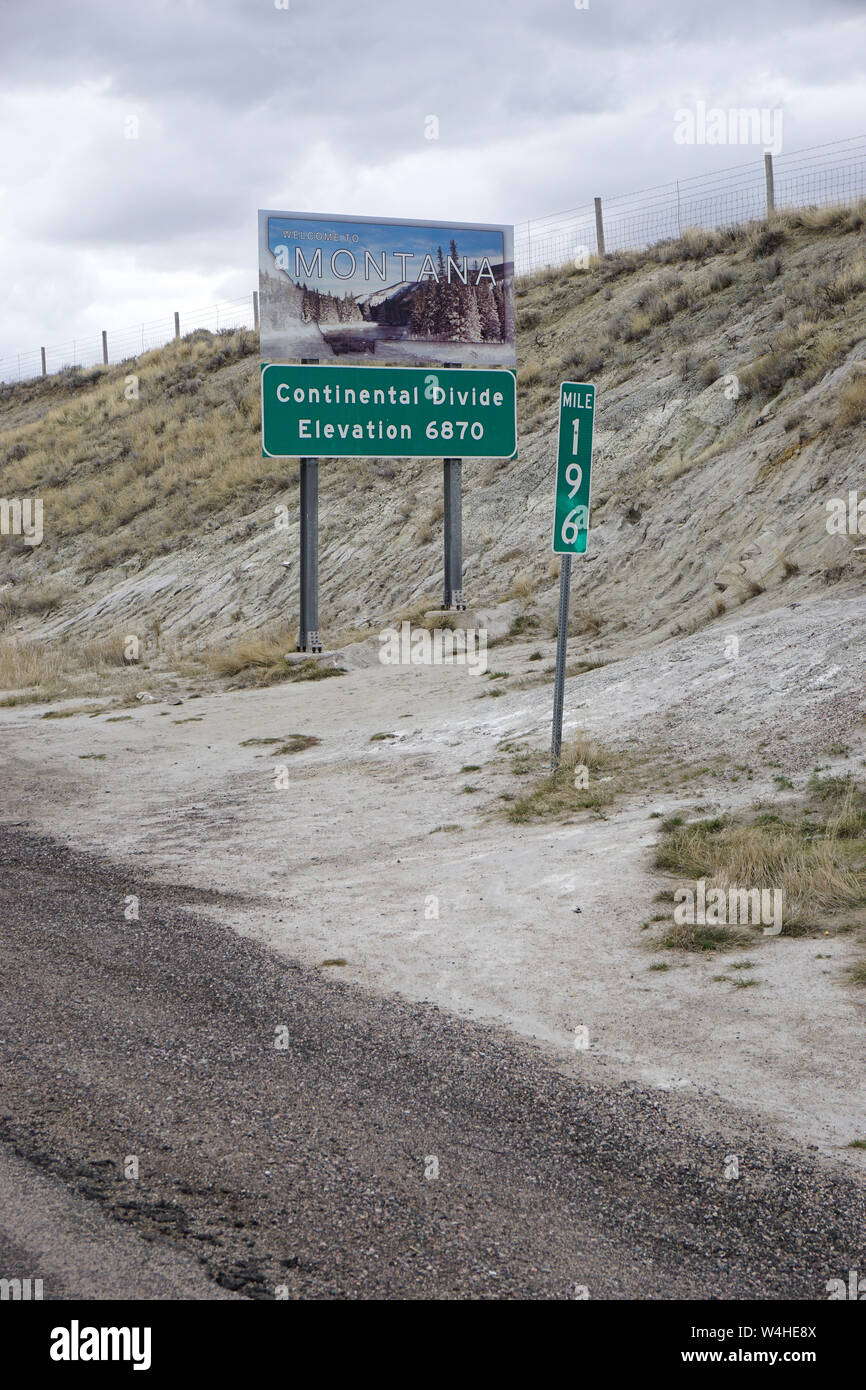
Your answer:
1,0 -> 865,365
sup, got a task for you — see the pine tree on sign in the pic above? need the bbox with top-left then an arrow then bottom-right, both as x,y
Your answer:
458,281 -> 482,341
433,246 -> 449,336
493,282 -> 507,339
441,239 -> 463,339
477,281 -> 502,341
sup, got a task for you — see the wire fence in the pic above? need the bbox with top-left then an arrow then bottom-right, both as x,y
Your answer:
3,134 -> 866,384
514,133 -> 866,276
0,296 -> 257,386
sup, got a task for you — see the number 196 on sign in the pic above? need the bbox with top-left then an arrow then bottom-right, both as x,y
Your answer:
552,382 -> 595,554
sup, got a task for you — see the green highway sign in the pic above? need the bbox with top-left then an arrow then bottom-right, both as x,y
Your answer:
552,381 -> 595,554
261,364 -> 517,459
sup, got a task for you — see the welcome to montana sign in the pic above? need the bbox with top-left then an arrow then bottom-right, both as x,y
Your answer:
258,210 -> 515,368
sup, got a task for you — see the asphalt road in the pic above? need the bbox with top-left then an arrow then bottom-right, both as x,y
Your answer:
0,823 -> 863,1300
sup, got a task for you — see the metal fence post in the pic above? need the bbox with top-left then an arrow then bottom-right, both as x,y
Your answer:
253,290 -> 260,331
174,311 -> 180,340
764,152 -> 775,216
40,347 -> 46,377
442,362 -> 465,610
594,197 -> 606,257
297,358 -> 321,653
101,330 -> 108,365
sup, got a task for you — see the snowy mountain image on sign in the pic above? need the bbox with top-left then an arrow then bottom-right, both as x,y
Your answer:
258,210 -> 516,367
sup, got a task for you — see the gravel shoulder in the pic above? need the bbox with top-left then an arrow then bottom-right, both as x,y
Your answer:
0,1145 -> 238,1300
0,824 -> 864,1300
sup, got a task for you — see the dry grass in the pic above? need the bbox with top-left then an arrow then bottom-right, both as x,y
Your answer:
803,326 -> 849,387
660,451 -> 696,483
0,329 -> 270,576
386,599 -> 440,630
205,634 -> 293,678
0,629 -> 151,704
696,358 -> 719,388
0,582 -> 64,628
706,268 -> 734,293
568,603 -> 602,637
746,223 -> 786,258
822,256 -> 866,307
505,731 -> 621,823
0,637 -> 65,695
561,730 -> 617,775
627,296 -> 672,339
517,358 -> 542,389
504,572 -> 536,603
657,823 -> 862,924
511,202 -> 866,440
782,200 -> 866,234
736,346 -> 800,400
203,627 -> 297,682
653,779 -> 866,937
273,733 -> 321,754
203,628 -> 345,688
654,226 -> 731,264
734,315 -> 852,399
503,739 -> 699,825
82,633 -> 141,667
836,372 -> 866,430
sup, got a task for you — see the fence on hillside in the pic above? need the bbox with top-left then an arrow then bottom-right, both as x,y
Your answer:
514,133 -> 866,275
0,295 -> 259,387
2,134 -> 866,386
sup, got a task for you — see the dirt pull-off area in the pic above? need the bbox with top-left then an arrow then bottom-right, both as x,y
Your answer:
3,584 -> 865,1169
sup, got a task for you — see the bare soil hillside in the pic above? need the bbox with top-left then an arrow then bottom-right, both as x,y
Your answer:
2,205 -> 866,665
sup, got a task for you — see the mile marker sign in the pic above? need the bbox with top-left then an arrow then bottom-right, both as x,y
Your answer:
550,380 -> 596,773
552,382 -> 595,553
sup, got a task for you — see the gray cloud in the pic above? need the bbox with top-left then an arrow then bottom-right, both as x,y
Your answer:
1,0 -> 864,361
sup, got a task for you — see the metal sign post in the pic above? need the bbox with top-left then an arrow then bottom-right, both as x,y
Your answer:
550,552 -> 572,772
442,362 -> 465,610
443,457 -> 464,609
298,459 -> 320,652
297,358 -> 321,653
550,381 -> 596,772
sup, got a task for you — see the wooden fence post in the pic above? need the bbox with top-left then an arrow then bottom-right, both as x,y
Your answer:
594,197 -> 606,256
765,152 -> 775,216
